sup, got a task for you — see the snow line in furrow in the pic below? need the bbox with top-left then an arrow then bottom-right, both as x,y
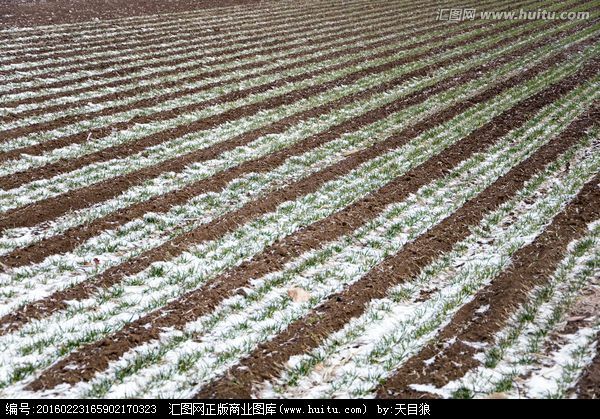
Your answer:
0,0 -> 526,103
0,69 -> 593,394
0,24 -> 589,314
0,0 -> 382,63
0,2 -> 464,132
0,0 -> 372,46
33,81 -> 599,399
0,0 -> 533,100
1,18 -> 585,215
0,0 -> 406,86
0,0 -> 444,92
264,134 -> 600,398
445,217 -> 600,398
0,40 -> 558,315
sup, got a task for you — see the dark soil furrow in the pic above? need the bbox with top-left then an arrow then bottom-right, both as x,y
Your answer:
376,173 -> 600,399
194,106 -> 600,399
20,66 -> 599,392
574,332 -> 600,399
0,22 -> 593,272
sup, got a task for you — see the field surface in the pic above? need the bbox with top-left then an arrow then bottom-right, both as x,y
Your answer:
0,0 -> 599,398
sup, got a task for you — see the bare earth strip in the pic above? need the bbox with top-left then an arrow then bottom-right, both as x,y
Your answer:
22,65 -> 599,393
195,106 -> 599,398
1,0 -> 598,399
375,173 -> 600,398
0,30 -> 593,335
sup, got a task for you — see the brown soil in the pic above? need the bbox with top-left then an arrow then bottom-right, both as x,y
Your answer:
376,173 -> 600,398
23,61 -> 598,392
0,0 -> 260,28
574,332 -> 600,399
1,30 -> 591,334
194,112 -> 599,399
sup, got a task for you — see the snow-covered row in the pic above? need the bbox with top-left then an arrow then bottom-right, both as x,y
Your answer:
44,80 -> 600,399
0,69 -> 595,393
444,217 -> 600,398
0,0 -> 384,65
3,19 -> 591,215
0,0 -> 375,47
1,28 -> 592,313
0,0 -> 410,96
264,129 -> 600,399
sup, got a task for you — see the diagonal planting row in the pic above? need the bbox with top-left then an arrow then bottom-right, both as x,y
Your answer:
0,15 -> 596,327
0,50 -> 590,398
4,4 -> 592,236
1,0 -> 598,399
0,0 -> 511,140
